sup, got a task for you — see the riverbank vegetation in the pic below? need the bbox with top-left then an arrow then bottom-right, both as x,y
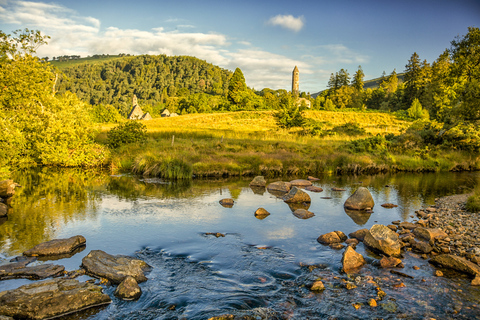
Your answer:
1,27 -> 479,181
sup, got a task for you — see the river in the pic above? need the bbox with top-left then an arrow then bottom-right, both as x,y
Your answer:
1,168 -> 480,319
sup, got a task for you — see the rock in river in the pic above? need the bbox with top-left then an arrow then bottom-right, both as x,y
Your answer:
219,198 -> 234,208
0,278 -> 111,319
254,208 -> 270,219
0,262 -> 64,280
23,235 -> 86,257
292,208 -> 315,219
81,250 -> 151,284
282,187 -> 311,203
114,275 -> 142,300
430,254 -> 480,277
344,187 -> 374,210
363,224 -> 401,257
0,203 -> 7,218
289,179 -> 312,187
267,181 -> 292,193
249,176 -> 266,187
317,231 -> 347,245
341,246 -> 366,273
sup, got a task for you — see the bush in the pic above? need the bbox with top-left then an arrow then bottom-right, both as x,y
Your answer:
466,195 -> 480,213
331,122 -> 366,136
107,121 -> 147,148
275,94 -> 306,128
90,104 -> 122,123
348,135 -> 389,153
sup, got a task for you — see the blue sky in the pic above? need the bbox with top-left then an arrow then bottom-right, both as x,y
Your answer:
1,0 -> 479,93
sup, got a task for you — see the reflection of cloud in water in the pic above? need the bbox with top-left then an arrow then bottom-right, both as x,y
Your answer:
265,227 -> 295,240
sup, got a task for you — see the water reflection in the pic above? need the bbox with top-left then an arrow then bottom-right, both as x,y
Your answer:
1,169 -> 480,319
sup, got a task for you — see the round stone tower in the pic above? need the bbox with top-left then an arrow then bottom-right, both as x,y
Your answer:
292,66 -> 299,96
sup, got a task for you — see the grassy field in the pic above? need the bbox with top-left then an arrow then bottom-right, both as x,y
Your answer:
49,55 -> 124,70
97,110 -> 480,179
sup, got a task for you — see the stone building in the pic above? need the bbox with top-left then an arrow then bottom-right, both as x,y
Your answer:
127,95 -> 151,120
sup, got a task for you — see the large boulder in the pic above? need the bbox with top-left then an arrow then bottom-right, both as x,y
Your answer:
0,278 -> 111,319
430,254 -> 480,277
363,224 -> 401,257
282,187 -> 311,203
267,181 -> 292,193
289,179 -> 312,187
23,235 -> 86,257
114,276 -> 142,300
81,250 -> 150,284
413,228 -> 448,241
249,176 -> 266,187
0,262 -> 64,280
344,187 -> 374,210
317,231 -> 347,245
341,246 -> 366,272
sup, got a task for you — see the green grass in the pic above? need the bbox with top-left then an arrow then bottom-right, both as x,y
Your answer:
49,55 -> 124,70
100,110 -> 479,178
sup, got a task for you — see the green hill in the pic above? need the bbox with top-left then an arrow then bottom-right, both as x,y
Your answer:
53,54 -> 232,116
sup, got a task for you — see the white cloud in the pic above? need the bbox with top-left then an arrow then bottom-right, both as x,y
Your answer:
267,14 -> 305,32
320,44 -> 369,64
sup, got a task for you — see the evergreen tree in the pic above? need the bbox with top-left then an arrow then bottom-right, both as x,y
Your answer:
351,66 -> 365,92
227,67 -> 247,104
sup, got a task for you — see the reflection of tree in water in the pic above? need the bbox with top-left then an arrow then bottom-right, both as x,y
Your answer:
0,168 -> 107,256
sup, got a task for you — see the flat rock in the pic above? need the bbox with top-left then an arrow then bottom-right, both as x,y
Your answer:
282,187 -> 311,203
331,187 -> 346,191
381,203 -> 398,208
430,254 -> 480,276
317,231 -> 347,245
292,209 -> 315,219
267,181 -> 291,193
289,179 -> 312,187
399,221 -> 417,230
114,276 -> 142,300
0,262 -> 65,280
364,224 -> 401,257
413,227 -> 448,241
307,176 -> 320,181
304,186 -> 323,192
81,250 -> 150,284
249,176 -> 266,187
344,187 -> 374,210
23,235 -> 86,257
342,246 -> 366,272
219,198 -> 234,208
348,229 -> 369,242
0,278 -> 111,319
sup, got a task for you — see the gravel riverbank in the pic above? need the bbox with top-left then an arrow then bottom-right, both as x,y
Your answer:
412,193 -> 480,264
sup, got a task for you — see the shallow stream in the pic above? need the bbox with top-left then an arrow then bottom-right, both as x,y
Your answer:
1,168 -> 480,319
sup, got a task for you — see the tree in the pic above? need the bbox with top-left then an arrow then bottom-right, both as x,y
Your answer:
407,98 -> 429,120
448,27 -> 480,124
227,67 -> 247,104
0,29 -> 106,167
351,66 -> 365,92
275,94 -> 306,128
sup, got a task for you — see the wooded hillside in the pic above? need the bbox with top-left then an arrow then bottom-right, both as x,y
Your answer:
56,55 -> 232,116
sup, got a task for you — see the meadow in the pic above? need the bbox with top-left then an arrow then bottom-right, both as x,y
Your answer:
98,110 -> 480,179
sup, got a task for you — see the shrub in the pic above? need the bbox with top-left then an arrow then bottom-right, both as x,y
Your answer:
107,121 -> 147,148
348,135 -> 389,153
275,94 -> 306,128
466,195 -> 480,213
331,122 -> 366,136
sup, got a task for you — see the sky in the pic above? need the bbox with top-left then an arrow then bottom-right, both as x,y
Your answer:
0,0 -> 479,93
